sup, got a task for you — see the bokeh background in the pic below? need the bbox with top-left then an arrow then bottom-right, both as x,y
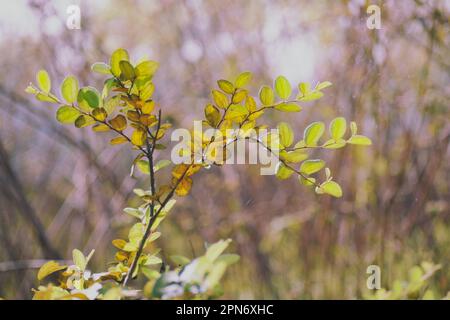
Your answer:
0,0 -> 449,299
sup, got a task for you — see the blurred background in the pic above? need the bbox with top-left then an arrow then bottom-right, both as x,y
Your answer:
0,0 -> 449,299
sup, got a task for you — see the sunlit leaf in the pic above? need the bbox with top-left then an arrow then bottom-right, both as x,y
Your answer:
212,90 -> 229,109
278,122 -> 294,148
347,135 -> 372,146
131,129 -> 147,146
74,114 -> 95,128
350,121 -> 358,135
56,106 -> 80,124
205,239 -> 231,262
235,71 -> 252,88
275,103 -> 302,112
36,69 -> 51,93
119,60 -> 136,81
110,48 -> 129,77
275,76 -> 292,100
91,62 -> 111,75
298,82 -> 310,96
174,176 -> 193,196
319,181 -> 343,198
37,261 -> 67,281
92,123 -> 110,132
217,79 -> 234,94
92,108 -> 107,121
276,163 -> 294,180
110,136 -> 128,145
204,104 -> 221,127
135,60 -> 159,78
61,76 -> 79,104
330,117 -> 347,140
315,81 -> 332,91
232,90 -> 247,104
73,249 -> 86,270
280,150 -> 308,163
259,86 -> 274,106
154,159 -> 171,172
109,115 -> 127,131
300,159 -> 325,175
304,121 -> 325,146
77,87 -> 100,110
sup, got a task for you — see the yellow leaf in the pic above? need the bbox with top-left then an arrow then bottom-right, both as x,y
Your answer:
37,261 -> 67,281
232,90 -> 247,104
142,101 -> 155,114
212,90 -> 229,109
131,129 -> 146,146
112,239 -> 127,249
235,71 -> 252,88
92,108 -> 107,121
36,69 -> 51,93
204,104 -> 221,127
217,79 -> 234,94
110,136 -> 128,145
259,86 -> 274,106
174,176 -> 193,196
92,123 -> 111,132
109,115 -> 127,131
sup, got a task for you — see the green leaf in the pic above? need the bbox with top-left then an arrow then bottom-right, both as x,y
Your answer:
300,159 -> 325,175
304,122 -> 325,146
319,181 -> 342,198
276,163 -> 294,180
217,80 -> 235,94
275,103 -> 302,112
330,117 -> 347,140
235,71 -> 252,88
274,76 -> 292,100
36,70 -> 51,93
72,249 -> 86,270
259,86 -> 274,106
135,60 -> 159,78
91,62 -> 111,75
347,135 -> 372,146
278,122 -> 294,148
77,87 -> 100,110
61,76 -> 79,104
110,48 -> 129,77
119,60 -> 136,81
56,106 -> 81,124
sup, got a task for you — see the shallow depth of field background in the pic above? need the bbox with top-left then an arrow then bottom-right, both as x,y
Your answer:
0,0 -> 449,299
